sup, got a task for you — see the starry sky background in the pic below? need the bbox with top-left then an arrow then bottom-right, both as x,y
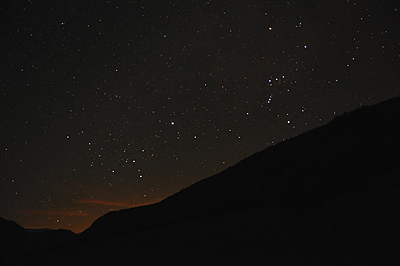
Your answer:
1,0 -> 399,233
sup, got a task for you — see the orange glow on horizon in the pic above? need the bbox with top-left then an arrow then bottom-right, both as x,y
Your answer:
13,198 -> 164,233
16,208 -> 88,216
75,198 -> 137,208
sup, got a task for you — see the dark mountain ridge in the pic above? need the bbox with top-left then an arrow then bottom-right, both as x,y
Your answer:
81,96 -> 400,241
0,218 -> 77,261
0,217 -> 26,236
3,96 -> 400,265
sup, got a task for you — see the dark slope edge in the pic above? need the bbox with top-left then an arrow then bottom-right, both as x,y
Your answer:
0,217 -> 76,260
81,96 -> 400,242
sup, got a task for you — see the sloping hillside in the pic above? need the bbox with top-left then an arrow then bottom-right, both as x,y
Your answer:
81,96 -> 400,241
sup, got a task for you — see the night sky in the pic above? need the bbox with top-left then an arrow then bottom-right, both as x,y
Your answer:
1,0 -> 399,233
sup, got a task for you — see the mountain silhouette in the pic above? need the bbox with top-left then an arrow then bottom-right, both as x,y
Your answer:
0,217 -> 28,260
4,96 -> 400,265
81,96 -> 400,241
0,218 -> 76,262
0,217 -> 26,236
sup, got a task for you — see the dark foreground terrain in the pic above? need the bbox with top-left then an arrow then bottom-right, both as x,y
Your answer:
2,96 -> 400,265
